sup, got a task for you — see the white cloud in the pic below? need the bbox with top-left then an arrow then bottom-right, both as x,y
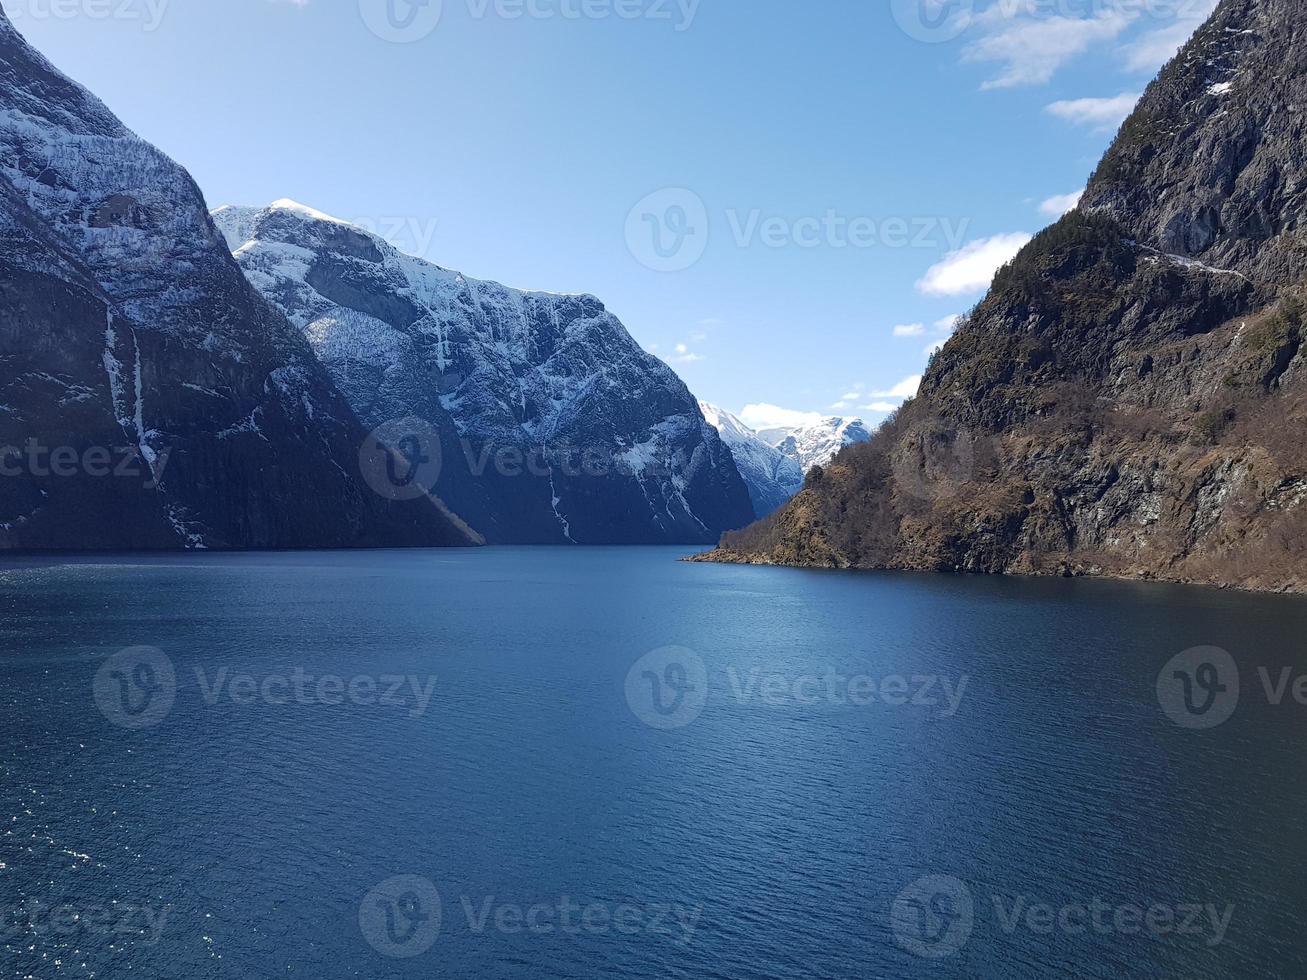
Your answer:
925,339 -> 948,357
1039,188 -> 1085,216
738,404 -> 823,430
668,342 -> 703,364
1045,92 -> 1140,131
893,323 -> 926,337
963,8 -> 1133,90
863,401 -> 900,414
1122,0 -> 1218,73
917,233 -> 1032,297
873,375 -> 922,400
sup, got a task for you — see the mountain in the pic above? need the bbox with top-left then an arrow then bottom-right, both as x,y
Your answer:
212,201 -> 754,544
698,402 -> 804,517
700,0 -> 1307,593
755,417 -> 872,472
0,11 -> 477,550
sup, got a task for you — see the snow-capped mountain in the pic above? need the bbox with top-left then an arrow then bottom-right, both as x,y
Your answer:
756,417 -> 873,472
212,201 -> 754,544
698,402 -> 804,518
0,11 -> 476,550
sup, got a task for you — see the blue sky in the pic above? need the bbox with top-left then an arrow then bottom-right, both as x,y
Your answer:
8,0 -> 1215,429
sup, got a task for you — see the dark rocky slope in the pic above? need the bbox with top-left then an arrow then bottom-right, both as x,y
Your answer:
0,11 -> 477,550
701,0 -> 1307,593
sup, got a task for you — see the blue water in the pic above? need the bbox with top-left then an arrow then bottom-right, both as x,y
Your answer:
2,547 -> 1307,978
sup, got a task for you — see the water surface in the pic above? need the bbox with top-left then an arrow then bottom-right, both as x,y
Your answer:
2,548 -> 1306,978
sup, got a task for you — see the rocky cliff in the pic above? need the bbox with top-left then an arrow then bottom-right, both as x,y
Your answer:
214,201 -> 754,544
0,12 -> 478,549
700,0 -> 1307,593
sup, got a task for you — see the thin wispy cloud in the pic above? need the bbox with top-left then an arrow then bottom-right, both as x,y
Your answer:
861,374 -> 920,415
1046,93 -> 1141,132
1039,188 -> 1085,216
954,0 -> 1217,90
873,375 -> 922,400
962,6 -> 1133,90
670,342 -> 703,364
1122,0 -> 1219,73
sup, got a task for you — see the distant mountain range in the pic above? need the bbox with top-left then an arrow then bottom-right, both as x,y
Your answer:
702,0 -> 1307,594
698,405 -> 874,518
698,403 -> 804,518
756,417 -> 873,473
211,201 -> 754,544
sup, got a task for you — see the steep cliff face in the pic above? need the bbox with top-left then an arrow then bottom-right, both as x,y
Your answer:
703,0 -> 1307,593
214,202 -> 754,544
0,12 -> 477,550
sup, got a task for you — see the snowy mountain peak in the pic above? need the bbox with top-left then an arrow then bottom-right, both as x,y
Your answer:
756,416 -> 872,472
268,198 -> 349,223
698,401 -> 756,444
699,402 -> 804,518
